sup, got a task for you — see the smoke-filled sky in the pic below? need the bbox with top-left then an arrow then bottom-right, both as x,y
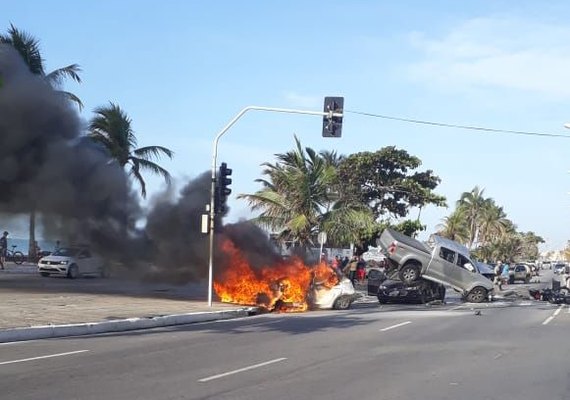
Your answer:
0,44 -> 285,283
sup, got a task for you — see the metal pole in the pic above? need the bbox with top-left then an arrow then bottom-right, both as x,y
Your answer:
207,105 -> 343,307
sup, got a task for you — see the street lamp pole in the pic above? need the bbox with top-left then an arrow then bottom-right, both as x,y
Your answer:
207,105 -> 343,307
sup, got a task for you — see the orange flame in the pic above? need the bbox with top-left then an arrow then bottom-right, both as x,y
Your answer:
214,239 -> 340,312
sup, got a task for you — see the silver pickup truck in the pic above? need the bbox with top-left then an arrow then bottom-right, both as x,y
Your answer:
378,229 -> 494,303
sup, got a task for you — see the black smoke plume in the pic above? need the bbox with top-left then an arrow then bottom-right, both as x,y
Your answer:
0,44 -> 284,285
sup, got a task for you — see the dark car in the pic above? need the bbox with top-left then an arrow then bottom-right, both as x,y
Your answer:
367,268 -> 446,304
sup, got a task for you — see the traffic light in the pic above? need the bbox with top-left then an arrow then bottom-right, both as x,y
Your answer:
215,162 -> 232,214
322,96 -> 344,138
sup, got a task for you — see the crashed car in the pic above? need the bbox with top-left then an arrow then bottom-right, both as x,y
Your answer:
369,278 -> 446,304
309,277 -> 358,310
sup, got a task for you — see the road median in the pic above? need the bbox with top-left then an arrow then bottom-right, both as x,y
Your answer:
0,307 -> 257,343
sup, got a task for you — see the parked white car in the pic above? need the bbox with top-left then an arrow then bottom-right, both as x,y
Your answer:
38,247 -> 107,279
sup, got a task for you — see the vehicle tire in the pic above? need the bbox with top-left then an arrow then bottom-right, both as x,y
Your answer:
466,287 -> 487,303
524,276 -> 530,284
67,265 -> 79,279
508,276 -> 515,284
333,296 -> 352,310
399,262 -> 421,284
13,251 -> 24,265
40,272 -> 50,277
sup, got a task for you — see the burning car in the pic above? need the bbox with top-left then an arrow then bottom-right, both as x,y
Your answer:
214,239 -> 357,312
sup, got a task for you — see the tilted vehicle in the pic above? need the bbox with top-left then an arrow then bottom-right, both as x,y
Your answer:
509,264 -> 532,284
475,262 -> 495,281
377,229 -> 494,303
38,246 -> 108,279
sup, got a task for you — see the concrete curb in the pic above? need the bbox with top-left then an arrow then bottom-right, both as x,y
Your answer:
0,307 -> 258,343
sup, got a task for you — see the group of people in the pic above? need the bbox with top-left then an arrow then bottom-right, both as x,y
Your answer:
329,255 -> 367,285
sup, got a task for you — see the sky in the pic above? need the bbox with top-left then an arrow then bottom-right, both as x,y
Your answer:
4,0 -> 570,252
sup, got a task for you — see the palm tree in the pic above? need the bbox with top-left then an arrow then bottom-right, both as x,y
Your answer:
0,24 -> 83,109
239,136 -> 373,249
88,103 -> 174,198
457,186 -> 488,249
0,24 -> 83,260
437,209 -> 470,244
477,201 -> 509,246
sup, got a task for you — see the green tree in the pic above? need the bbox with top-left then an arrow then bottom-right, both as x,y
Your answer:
239,136 -> 374,249
478,202 -> 508,244
89,103 -> 174,198
337,146 -> 446,220
0,24 -> 83,260
437,209 -> 470,244
456,186 -> 489,249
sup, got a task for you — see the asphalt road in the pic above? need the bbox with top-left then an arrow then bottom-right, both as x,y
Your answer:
2,282 -> 568,400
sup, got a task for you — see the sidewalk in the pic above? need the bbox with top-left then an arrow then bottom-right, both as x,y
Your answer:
0,264 -> 255,342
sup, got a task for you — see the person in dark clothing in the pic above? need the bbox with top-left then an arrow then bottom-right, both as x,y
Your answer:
0,231 -> 8,270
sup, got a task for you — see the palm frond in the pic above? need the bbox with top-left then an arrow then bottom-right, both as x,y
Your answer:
129,157 -> 172,185
58,90 -> 84,110
46,64 -> 82,86
129,159 -> 147,198
133,146 -> 174,161
1,24 -> 44,75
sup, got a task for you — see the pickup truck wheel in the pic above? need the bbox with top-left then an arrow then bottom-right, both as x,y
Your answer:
399,263 -> 420,284
333,296 -> 352,310
466,287 -> 487,303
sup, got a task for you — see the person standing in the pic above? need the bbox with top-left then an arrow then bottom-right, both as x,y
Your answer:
500,261 -> 510,290
356,256 -> 366,284
0,231 -> 8,270
344,256 -> 358,285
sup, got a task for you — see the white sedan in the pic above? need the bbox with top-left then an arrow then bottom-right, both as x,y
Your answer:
38,247 -> 107,279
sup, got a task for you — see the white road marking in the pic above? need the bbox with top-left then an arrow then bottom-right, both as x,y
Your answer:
543,305 -> 564,325
198,357 -> 287,382
0,340 -> 39,346
0,350 -> 89,366
380,321 -> 412,332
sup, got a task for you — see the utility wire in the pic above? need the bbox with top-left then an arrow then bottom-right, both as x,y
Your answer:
346,109 -> 570,139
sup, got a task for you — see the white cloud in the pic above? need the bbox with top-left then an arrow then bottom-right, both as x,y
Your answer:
407,17 -> 570,99
283,91 -> 321,108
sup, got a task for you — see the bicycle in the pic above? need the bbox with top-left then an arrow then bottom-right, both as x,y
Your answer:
6,245 -> 25,265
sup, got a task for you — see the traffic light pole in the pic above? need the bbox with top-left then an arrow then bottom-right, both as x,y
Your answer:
207,105 -> 343,307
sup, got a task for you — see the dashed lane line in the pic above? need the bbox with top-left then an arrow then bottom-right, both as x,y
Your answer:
379,321 -> 412,332
198,357 -> 288,382
542,305 -> 565,325
0,350 -> 89,366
